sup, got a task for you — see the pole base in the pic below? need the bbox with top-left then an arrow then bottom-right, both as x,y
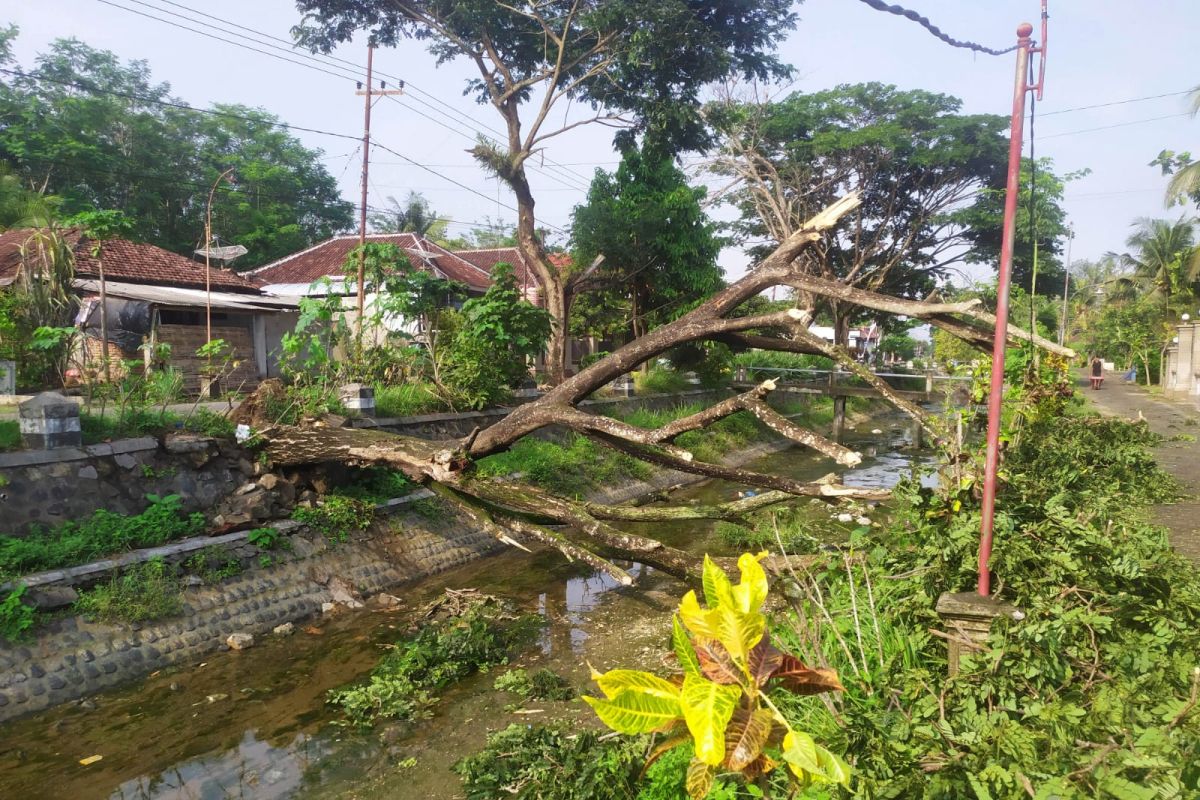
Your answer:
935,591 -> 1022,676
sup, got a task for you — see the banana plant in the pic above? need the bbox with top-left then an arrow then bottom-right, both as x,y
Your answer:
585,553 -> 850,798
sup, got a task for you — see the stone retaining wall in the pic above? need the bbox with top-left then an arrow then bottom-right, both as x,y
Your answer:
0,436 -> 249,537
0,511 -> 500,722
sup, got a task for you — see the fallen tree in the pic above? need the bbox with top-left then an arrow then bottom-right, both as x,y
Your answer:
259,193 -> 1072,585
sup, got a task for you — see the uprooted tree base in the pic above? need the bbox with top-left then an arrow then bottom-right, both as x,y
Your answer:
257,193 -> 1072,586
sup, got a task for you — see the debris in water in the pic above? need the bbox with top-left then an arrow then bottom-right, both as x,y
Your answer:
79,755 -> 103,766
304,625 -> 324,635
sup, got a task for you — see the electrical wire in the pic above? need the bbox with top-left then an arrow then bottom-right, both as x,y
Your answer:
1040,89 -> 1192,117
852,0 -> 1018,56
1040,113 -> 1192,140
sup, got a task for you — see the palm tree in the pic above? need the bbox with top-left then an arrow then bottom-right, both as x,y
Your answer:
367,191 -> 448,241
1111,217 -> 1200,309
1165,86 -> 1200,204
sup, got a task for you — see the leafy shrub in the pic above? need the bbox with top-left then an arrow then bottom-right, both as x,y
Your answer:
0,585 -> 35,642
493,667 -> 575,701
183,409 -> 236,439
292,496 -> 374,542
0,494 -> 205,578
75,558 -> 182,622
183,547 -> 242,583
453,724 -> 642,800
329,600 -> 540,725
474,434 -> 652,496
731,350 -> 833,379
246,527 -> 281,550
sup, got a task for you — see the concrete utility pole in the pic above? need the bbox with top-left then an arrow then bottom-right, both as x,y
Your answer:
205,167 -> 236,347
354,45 -> 404,340
1059,222 -> 1074,346
977,4 -> 1049,598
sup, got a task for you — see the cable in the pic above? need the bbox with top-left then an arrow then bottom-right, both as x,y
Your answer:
852,0 -> 1018,56
1040,112 -> 1192,140
102,0 -> 594,188
1040,89 -> 1192,117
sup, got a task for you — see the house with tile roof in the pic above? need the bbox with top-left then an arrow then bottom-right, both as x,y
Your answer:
249,232 -> 501,344
0,228 -> 298,393
450,246 -> 558,307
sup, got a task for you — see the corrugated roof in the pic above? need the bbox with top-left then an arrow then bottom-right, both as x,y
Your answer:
0,228 -> 262,293
250,233 -> 493,290
75,279 -> 299,312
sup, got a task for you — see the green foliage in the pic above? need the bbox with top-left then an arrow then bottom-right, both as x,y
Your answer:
0,494 -> 205,578
0,35 -> 352,265
571,141 -> 723,339
442,262 -> 551,409
183,546 -> 242,583
246,527 -> 281,550
75,557 -> 182,623
731,351 -> 833,380
0,585 -> 36,642
587,554 -> 849,796
0,419 -> 20,452
453,724 -> 643,800
473,433 -> 652,496
329,599 -> 540,726
493,668 -> 576,702
373,382 -> 446,418
634,367 -> 691,395
752,415 -> 1200,798
368,191 -> 448,241
330,467 -> 416,504
954,157 -> 1084,297
292,496 -> 374,542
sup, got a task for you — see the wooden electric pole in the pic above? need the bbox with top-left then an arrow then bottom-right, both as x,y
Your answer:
354,45 -> 403,340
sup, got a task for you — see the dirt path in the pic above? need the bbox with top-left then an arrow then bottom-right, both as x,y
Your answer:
1081,372 -> 1200,563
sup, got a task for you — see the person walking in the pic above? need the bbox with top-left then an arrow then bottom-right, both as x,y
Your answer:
1089,355 -> 1104,390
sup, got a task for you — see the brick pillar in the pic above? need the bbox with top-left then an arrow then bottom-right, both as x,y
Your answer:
936,591 -> 1021,676
1164,346 -> 1179,395
19,391 -> 82,449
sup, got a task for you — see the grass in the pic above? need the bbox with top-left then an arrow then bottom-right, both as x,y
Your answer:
632,366 -> 691,394
374,382 -> 447,417
75,557 -> 183,623
0,494 -> 206,579
0,420 -> 19,452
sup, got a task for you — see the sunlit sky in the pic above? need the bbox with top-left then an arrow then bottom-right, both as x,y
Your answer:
8,0 -> 1199,282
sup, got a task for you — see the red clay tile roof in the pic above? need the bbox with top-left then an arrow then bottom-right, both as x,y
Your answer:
249,233 -> 493,290
0,228 -> 261,293
452,247 -> 570,292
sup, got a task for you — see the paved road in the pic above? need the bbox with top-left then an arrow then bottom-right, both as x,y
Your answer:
1081,372 -> 1200,563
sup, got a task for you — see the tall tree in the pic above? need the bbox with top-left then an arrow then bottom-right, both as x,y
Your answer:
709,83 -> 1006,345
292,0 -> 798,383
953,157 -> 1081,298
0,34 -> 353,267
571,142 -> 723,341
1153,85 -> 1200,205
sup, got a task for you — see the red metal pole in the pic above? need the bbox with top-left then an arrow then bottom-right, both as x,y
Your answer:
976,23 -> 1036,597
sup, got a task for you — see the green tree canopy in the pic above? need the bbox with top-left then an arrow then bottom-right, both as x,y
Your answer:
368,191 -> 449,242
0,32 -> 353,267
952,157 -> 1082,298
570,142 -> 723,340
710,82 -> 1007,339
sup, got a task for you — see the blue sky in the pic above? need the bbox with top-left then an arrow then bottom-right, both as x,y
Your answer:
7,0 -> 1199,280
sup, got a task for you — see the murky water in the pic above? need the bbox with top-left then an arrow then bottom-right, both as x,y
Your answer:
0,414 -> 931,800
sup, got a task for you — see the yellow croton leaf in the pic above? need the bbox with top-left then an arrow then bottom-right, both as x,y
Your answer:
679,590 -> 719,640
672,615 -> 701,677
710,603 -> 766,663
583,688 -> 682,735
702,554 -> 735,609
680,673 -> 741,766
686,758 -> 716,800
782,730 -> 822,780
730,551 -> 769,615
590,667 -> 681,701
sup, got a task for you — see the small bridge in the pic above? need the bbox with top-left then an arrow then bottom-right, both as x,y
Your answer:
733,366 -> 972,404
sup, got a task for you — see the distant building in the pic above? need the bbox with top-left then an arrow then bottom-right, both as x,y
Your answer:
0,228 -> 298,393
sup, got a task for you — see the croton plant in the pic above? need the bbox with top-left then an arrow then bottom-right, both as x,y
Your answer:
585,553 -> 850,798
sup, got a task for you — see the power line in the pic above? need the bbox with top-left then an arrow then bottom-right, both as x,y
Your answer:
102,0 -> 594,188
3,68 -> 570,229
852,0 -> 1019,56
1040,89 -> 1193,117
1040,112 -> 1193,140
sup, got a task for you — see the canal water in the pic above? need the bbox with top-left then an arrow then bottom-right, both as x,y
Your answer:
0,416 -> 933,800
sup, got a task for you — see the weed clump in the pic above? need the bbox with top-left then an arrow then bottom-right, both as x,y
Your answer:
75,558 -> 182,623
493,667 -> 575,701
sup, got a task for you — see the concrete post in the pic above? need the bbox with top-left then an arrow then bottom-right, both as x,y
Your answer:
19,392 -> 82,450
936,591 -> 1022,676
1174,324 -> 1195,400
611,374 -> 635,398
339,383 -> 375,417
1164,345 -> 1179,395
0,360 -> 14,395
924,368 -> 934,395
